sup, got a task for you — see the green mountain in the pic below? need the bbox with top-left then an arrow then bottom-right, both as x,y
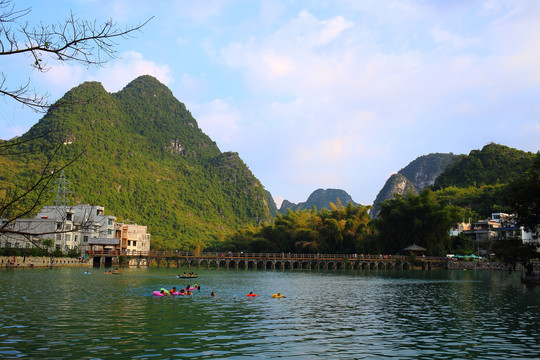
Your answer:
433,143 -> 536,189
432,143 -> 538,218
371,153 -> 458,216
0,75 -> 272,250
279,188 -> 358,213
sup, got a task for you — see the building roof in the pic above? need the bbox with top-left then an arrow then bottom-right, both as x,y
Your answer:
88,238 -> 120,245
403,244 -> 427,252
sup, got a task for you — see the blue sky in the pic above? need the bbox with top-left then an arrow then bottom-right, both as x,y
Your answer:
1,0 -> 539,207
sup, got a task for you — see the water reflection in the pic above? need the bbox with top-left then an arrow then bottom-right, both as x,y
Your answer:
0,268 -> 538,359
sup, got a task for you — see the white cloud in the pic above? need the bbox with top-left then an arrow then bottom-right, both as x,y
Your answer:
261,51 -> 296,77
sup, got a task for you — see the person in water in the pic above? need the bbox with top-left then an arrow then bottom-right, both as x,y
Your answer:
170,287 -> 177,294
211,292 -> 217,297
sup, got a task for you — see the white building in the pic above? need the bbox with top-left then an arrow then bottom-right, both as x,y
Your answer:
1,204 -> 116,253
460,213 -> 538,245
115,223 -> 151,254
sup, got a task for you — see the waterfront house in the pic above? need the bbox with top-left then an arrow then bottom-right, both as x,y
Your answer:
1,204 -> 117,253
115,223 -> 151,254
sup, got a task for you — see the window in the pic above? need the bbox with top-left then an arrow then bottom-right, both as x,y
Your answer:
83,236 -> 88,243
56,234 -> 62,241
66,224 -> 72,231
107,229 -> 112,235
66,213 -> 72,221
132,241 -> 137,247
108,219 -> 113,225
74,235 -> 78,242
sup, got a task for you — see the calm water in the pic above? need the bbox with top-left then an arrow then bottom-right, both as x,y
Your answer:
0,267 -> 538,359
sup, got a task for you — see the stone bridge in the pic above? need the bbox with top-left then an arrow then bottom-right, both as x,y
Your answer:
88,251 -> 451,270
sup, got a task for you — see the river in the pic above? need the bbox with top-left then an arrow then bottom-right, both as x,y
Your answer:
0,267 -> 538,359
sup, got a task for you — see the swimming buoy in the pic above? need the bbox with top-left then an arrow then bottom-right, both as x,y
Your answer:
272,293 -> 285,298
246,294 -> 259,297
153,291 -> 167,296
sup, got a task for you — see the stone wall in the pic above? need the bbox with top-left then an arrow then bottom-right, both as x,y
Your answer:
0,256 -> 91,268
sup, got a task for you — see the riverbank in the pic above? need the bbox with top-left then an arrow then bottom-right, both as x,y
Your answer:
0,256 -> 91,268
448,260 -> 528,272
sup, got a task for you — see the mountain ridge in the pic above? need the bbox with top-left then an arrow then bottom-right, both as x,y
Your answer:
370,153 -> 459,216
278,188 -> 359,213
1,75 -> 272,250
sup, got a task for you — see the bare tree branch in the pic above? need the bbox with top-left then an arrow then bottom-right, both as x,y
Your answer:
0,143 -> 84,226
0,0 -> 152,111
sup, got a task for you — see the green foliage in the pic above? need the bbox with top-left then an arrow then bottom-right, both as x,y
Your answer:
42,239 -> 54,249
435,184 -> 511,219
493,238 -> 538,271
0,247 -> 47,257
433,143 -> 536,190
374,189 -> 464,255
450,233 -> 475,255
222,204 -> 375,254
504,153 -> 540,235
0,76 -> 272,250
66,246 -> 81,258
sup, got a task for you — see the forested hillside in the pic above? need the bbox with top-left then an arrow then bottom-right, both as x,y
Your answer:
433,143 -> 535,189
371,153 -> 457,217
0,76 -> 272,250
224,144 -> 538,256
432,143 -> 537,219
279,188 -> 358,213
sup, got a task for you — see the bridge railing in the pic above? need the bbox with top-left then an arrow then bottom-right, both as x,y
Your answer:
86,250 -> 447,262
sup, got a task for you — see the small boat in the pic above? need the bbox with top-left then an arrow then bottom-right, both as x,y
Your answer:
177,274 -> 198,278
